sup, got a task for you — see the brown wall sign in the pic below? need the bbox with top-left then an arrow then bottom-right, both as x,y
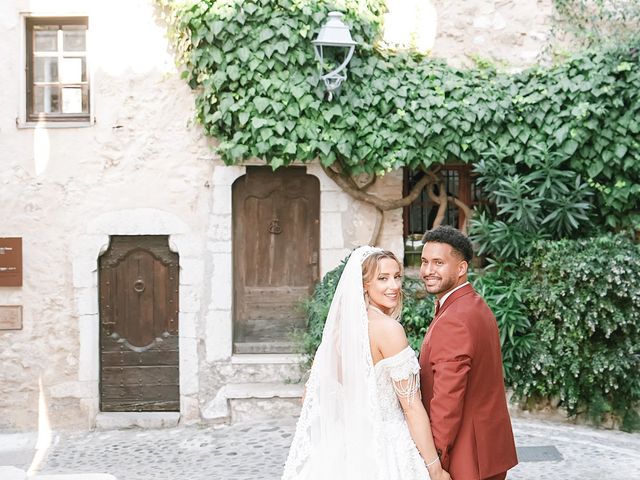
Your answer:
0,238 -> 22,287
0,306 -> 22,330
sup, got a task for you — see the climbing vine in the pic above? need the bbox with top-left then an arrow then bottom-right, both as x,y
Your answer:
157,0 -> 640,230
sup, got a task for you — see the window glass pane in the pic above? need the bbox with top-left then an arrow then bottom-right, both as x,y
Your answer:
34,86 -> 61,113
60,57 -> 84,83
34,26 -> 58,51
62,26 -> 86,51
62,87 -> 84,113
34,57 -> 58,82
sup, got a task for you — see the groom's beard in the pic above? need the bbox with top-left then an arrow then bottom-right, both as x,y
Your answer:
423,274 -> 457,296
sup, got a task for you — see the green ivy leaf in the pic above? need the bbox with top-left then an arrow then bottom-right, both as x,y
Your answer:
615,144 -> 628,159
253,97 -> 270,113
259,28 -> 275,42
290,84 -> 306,99
251,117 -> 269,129
237,47 -> 251,63
227,65 -> 241,81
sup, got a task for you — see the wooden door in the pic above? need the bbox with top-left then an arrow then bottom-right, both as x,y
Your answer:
99,236 -> 179,411
233,167 -> 320,353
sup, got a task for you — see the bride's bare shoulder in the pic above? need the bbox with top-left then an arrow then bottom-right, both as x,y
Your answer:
368,310 -> 408,355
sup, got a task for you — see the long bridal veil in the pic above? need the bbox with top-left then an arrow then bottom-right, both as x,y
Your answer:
282,246 -> 383,480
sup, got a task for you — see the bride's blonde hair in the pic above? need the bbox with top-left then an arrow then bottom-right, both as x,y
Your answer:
361,250 -> 404,320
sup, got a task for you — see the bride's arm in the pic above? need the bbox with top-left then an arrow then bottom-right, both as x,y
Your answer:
396,380 -> 448,480
374,319 -> 450,480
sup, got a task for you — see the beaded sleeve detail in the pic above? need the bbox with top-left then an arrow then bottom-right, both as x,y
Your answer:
386,346 -> 421,405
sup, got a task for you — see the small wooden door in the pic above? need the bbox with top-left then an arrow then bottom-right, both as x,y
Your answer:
99,236 -> 179,411
233,167 -> 320,353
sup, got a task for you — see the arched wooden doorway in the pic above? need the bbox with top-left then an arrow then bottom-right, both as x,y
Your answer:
232,167 -> 320,354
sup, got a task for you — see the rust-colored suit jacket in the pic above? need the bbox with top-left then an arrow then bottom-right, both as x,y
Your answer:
419,283 -> 518,480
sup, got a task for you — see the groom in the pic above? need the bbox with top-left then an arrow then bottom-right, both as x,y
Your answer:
418,226 -> 518,480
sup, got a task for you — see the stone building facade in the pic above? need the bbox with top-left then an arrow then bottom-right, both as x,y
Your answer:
0,0 -> 554,431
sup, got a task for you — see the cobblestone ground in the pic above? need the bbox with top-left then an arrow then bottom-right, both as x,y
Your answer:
1,417 -> 639,479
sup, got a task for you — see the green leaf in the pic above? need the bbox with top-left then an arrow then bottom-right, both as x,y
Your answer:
563,139 -> 579,156
238,111 -> 250,125
554,124 -> 569,145
253,96 -> 270,113
243,3 -> 259,15
587,161 -> 604,178
251,117 -> 269,129
210,21 -> 224,37
286,102 -> 300,117
290,84 -> 306,99
237,47 -> 251,63
614,144 -> 628,159
317,141 -> 331,155
259,28 -> 275,42
275,41 -> 289,55
227,65 -> 240,81
209,47 -> 223,64
322,104 -> 342,122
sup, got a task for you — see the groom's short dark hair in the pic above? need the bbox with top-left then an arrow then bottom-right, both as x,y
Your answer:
423,226 -> 473,263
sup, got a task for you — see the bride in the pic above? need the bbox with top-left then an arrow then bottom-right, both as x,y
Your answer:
282,246 -> 451,480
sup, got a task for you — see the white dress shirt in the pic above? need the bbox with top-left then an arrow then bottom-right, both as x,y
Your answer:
438,281 -> 470,307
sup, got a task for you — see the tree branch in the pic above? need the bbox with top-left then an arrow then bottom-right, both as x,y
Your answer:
322,164 -> 436,211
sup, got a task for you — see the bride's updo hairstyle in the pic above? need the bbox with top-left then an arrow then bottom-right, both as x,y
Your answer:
361,250 -> 404,320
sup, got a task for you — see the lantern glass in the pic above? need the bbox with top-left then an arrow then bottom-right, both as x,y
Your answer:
312,12 -> 356,99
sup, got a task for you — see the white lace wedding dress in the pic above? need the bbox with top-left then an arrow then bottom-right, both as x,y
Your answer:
372,345 -> 429,478
282,344 -> 428,479
281,246 -> 429,480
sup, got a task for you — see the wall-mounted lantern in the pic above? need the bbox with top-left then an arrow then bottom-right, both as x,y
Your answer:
312,11 -> 356,100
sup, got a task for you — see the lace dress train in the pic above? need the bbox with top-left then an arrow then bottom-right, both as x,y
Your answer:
282,345 -> 428,479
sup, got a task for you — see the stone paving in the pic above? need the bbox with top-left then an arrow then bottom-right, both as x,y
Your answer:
1,416 -> 639,479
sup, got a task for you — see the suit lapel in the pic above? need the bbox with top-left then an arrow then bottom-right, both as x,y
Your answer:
436,283 -> 474,319
425,283 -> 475,343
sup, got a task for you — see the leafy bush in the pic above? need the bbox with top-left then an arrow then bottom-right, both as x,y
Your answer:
401,277 -> 436,352
472,261 -> 535,382
514,234 -> 640,431
470,146 -> 594,262
299,254 -> 348,365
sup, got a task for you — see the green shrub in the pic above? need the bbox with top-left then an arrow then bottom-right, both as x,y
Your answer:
401,277 -> 436,352
514,234 -> 640,431
299,255 -> 348,366
470,146 -> 595,262
472,261 -> 536,383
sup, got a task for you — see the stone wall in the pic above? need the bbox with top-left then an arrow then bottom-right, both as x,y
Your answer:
385,0 -> 555,70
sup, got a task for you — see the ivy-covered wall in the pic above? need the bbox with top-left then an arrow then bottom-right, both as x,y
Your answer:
160,0 -> 639,230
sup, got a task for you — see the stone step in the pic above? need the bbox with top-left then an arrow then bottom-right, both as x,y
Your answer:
95,412 -> 180,430
203,382 -> 304,423
222,354 -> 308,384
